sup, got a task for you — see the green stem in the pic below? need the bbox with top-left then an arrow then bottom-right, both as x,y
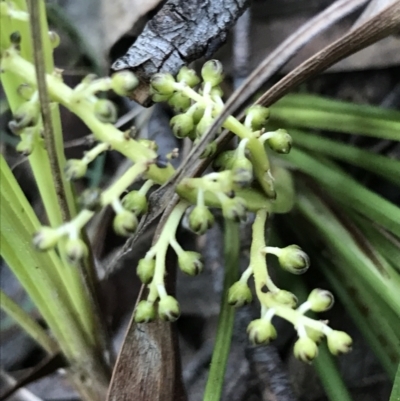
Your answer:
203,219 -> 239,401
0,290 -> 58,354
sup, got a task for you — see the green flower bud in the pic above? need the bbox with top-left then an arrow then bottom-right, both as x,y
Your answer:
188,205 -> 214,235
13,101 -> 40,129
137,258 -> 156,284
245,105 -> 270,130
210,86 -> 224,98
247,319 -> 277,345
94,99 -> 117,123
134,300 -> 156,323
111,71 -> 138,96
79,188 -> 102,211
213,150 -> 236,171
277,245 -> 310,275
294,337 -> 319,363
196,113 -> 213,137
178,251 -> 203,276
64,159 -> 87,180
327,330 -> 352,355
32,226 -> 61,251
192,105 -> 205,124
307,289 -> 334,312
158,295 -> 180,322
177,66 -> 200,87
16,133 -> 35,155
113,210 -> 138,236
270,290 -> 298,308
48,31 -> 60,49
151,91 -> 171,103
150,73 -> 176,95
168,92 -> 191,112
199,141 -> 217,158
266,129 -> 293,154
170,113 -> 194,138
65,238 -> 88,264
305,327 -> 324,344
17,83 -> 35,101
122,190 -> 148,216
201,60 -> 224,87
232,157 -> 253,188
228,281 -> 252,307
221,197 -> 247,222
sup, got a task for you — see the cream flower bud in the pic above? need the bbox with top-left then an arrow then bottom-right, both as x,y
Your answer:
201,60 -> 224,87
65,238 -> 88,265
32,226 -> 61,251
294,337 -> 319,363
111,71 -> 138,96
113,210 -> 138,237
305,327 -> 324,344
247,319 -> 277,345
151,73 -> 176,95
134,300 -> 156,323
188,205 -> 215,235
64,159 -> 87,181
196,113 -> 214,137
228,281 -> 252,307
307,288 -> 334,312
94,99 -> 117,124
277,245 -> 310,275
122,190 -> 148,217
266,129 -> 293,154
271,290 -> 298,308
158,295 -> 180,322
245,105 -> 270,130
137,258 -> 156,284
177,66 -> 200,87
327,330 -> 352,355
178,251 -> 204,276
170,113 -> 194,138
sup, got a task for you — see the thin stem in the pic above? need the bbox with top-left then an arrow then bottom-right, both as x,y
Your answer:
0,290 -> 58,354
203,219 -> 239,401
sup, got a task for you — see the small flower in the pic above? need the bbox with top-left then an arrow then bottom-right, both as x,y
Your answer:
151,91 -> 171,103
134,300 -> 156,323
65,238 -> 88,265
178,251 -> 204,276
192,105 -> 205,124
122,190 -> 148,217
111,71 -> 138,96
168,92 -> 191,112
270,290 -> 298,308
305,327 -> 325,344
79,188 -> 102,211
265,129 -> 293,154
158,295 -> 180,322
150,73 -> 176,95
247,319 -> 277,345
277,245 -> 310,275
327,330 -> 352,355
307,289 -> 334,312
188,205 -> 214,235
113,210 -> 138,236
177,66 -> 200,87
195,112 -> 214,137
136,258 -> 156,284
245,105 -> 270,131
201,60 -> 224,87
32,226 -> 62,251
221,197 -> 247,222
17,83 -> 34,101
294,337 -> 319,363
170,113 -> 194,138
16,132 -> 35,155
64,159 -> 87,181
93,99 -> 117,123
228,281 -> 252,307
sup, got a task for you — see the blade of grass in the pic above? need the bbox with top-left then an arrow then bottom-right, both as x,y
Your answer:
296,189 -> 400,317
0,290 -> 58,354
270,94 -> 400,140
289,129 -> 400,186
203,220 -> 239,401
285,148 -> 400,237
390,363 -> 400,401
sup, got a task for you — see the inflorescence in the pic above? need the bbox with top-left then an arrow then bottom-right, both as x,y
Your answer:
1,20 -> 352,364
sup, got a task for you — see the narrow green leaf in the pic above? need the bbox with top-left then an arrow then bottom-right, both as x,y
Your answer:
390,363 -> 400,401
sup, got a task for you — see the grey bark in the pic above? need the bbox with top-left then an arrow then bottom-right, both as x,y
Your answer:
111,0 -> 249,105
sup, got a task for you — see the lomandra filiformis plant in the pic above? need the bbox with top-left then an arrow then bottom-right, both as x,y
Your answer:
0,2 -> 352,396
